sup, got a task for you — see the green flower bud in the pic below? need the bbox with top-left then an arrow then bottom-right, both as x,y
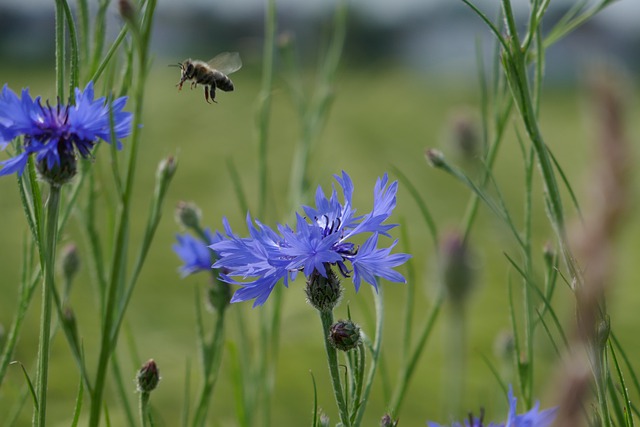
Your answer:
157,155 -> 177,183
329,319 -> 361,352
319,413 -> 330,427
175,201 -> 202,231
448,109 -> 480,160
59,243 -> 81,290
596,315 -> 611,350
136,359 -> 160,393
425,148 -> 446,168
62,306 -> 80,348
205,275 -> 231,313
440,231 -> 475,305
305,268 -> 343,313
493,330 -> 515,362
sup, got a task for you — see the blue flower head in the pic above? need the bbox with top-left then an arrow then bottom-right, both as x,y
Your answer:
0,82 -> 132,181
173,229 -> 218,277
210,172 -> 411,307
427,385 -> 557,427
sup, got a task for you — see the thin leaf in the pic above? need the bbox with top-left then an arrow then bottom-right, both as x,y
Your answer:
390,166 -> 438,250
10,361 -> 38,411
70,373 -> 84,427
310,372 -> 319,427
610,341 -> 635,427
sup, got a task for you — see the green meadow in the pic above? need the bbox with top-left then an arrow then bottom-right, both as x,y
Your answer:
0,61 -> 638,425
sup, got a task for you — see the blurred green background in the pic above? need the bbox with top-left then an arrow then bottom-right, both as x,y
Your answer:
1,1 -> 639,425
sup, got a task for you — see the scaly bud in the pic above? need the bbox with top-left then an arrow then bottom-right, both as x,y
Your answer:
329,319 -> 362,352
136,359 -> 160,393
175,201 -> 202,231
425,148 -> 446,168
440,231 -> 475,305
380,414 -> 399,427
305,267 -> 343,313
37,143 -> 78,186
59,243 -> 80,295
205,275 -> 231,313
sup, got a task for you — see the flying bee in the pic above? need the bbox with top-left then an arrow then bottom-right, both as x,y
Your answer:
175,52 -> 242,104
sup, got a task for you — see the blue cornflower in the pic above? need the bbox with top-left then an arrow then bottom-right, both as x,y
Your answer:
0,82 -> 132,180
173,229 -> 218,277
427,385 -> 557,427
211,172 -> 411,307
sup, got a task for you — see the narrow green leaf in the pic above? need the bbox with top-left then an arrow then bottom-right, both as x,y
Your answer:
70,374 -> 84,427
390,166 -> 438,250
10,361 -> 38,411
610,342 -> 635,427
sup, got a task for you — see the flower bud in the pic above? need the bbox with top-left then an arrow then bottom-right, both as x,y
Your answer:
136,359 -> 160,393
448,109 -> 480,160
440,231 -> 475,305
36,143 -> 78,186
205,275 -> 231,313
175,201 -> 202,230
329,319 -> 361,352
425,148 -> 446,168
118,0 -> 138,23
157,155 -> 177,182
493,330 -> 515,362
596,315 -> 610,350
542,241 -> 555,267
305,268 -> 343,313
59,243 -> 81,289
62,306 -> 80,348
380,414 -> 399,427
319,413 -> 330,427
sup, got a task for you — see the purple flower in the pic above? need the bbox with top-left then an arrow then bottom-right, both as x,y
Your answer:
211,172 -> 411,306
427,385 -> 557,427
173,229 -> 218,277
0,82 -> 132,177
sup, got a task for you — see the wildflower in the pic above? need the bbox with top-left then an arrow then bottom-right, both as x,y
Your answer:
211,172 -> 411,307
427,385 -> 556,427
0,82 -> 132,182
172,229 -> 217,277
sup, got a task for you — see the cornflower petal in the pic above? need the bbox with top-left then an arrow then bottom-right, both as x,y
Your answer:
173,229 -> 216,277
280,214 -> 343,277
350,234 -> 410,291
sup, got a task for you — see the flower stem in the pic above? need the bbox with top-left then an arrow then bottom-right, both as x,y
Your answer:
34,184 -> 62,427
319,310 -> 350,427
138,391 -> 150,427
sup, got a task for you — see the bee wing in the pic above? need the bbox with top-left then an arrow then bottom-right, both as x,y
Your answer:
207,52 -> 242,75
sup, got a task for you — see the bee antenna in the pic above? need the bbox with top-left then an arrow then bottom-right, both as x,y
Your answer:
168,63 -> 182,69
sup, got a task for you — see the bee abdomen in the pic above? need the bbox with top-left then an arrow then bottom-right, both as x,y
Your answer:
213,71 -> 235,92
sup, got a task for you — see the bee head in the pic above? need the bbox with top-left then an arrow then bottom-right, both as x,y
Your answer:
179,59 -> 195,79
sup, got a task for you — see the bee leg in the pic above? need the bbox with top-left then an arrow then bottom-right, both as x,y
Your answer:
204,86 -> 212,104
210,85 -> 218,104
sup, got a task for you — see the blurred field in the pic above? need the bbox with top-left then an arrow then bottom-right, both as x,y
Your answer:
0,63 -> 638,426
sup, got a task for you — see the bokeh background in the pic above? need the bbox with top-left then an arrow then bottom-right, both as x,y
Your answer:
0,0 -> 639,425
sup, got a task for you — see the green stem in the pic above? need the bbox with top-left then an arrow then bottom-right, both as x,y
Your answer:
319,310 -> 350,427
192,309 -> 226,427
34,185 -> 62,427
139,392 -> 150,427
89,2 -> 156,424
390,291 -> 444,417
